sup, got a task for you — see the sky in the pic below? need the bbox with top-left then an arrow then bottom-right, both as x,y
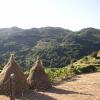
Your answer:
0,0 -> 100,31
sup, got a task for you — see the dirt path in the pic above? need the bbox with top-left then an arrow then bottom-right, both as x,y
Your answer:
0,72 -> 100,100
39,72 -> 100,100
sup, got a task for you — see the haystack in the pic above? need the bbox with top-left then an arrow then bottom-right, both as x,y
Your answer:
0,54 -> 28,95
27,58 -> 51,90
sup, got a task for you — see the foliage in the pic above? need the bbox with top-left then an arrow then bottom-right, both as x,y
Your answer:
1,50 -> 100,83
68,51 -> 100,74
0,27 -> 100,69
74,65 -> 97,74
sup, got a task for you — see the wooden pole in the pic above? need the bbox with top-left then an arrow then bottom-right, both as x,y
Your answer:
10,73 -> 15,100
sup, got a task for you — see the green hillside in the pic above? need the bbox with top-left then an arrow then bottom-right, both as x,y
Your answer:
68,51 -> 100,74
0,27 -> 100,69
24,51 -> 100,82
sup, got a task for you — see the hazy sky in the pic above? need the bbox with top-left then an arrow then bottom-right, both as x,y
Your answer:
0,0 -> 100,30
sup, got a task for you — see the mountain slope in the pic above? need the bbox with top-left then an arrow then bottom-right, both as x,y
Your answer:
0,27 -> 100,69
68,51 -> 100,73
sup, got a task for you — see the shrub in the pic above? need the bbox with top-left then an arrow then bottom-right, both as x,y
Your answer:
45,67 -> 74,82
75,65 -> 97,74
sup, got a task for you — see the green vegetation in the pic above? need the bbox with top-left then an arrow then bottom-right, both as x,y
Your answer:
45,67 -> 75,82
0,50 -> 100,83
0,27 -> 100,84
24,67 -> 75,82
45,51 -> 100,82
0,27 -> 100,69
69,51 -> 100,74
73,65 -> 97,74
24,51 -> 100,82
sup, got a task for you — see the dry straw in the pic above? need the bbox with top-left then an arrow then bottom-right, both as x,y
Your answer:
27,57 -> 52,90
0,54 -> 28,95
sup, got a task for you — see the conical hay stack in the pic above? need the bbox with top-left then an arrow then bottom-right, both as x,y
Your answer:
0,54 -> 28,95
27,58 -> 51,90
